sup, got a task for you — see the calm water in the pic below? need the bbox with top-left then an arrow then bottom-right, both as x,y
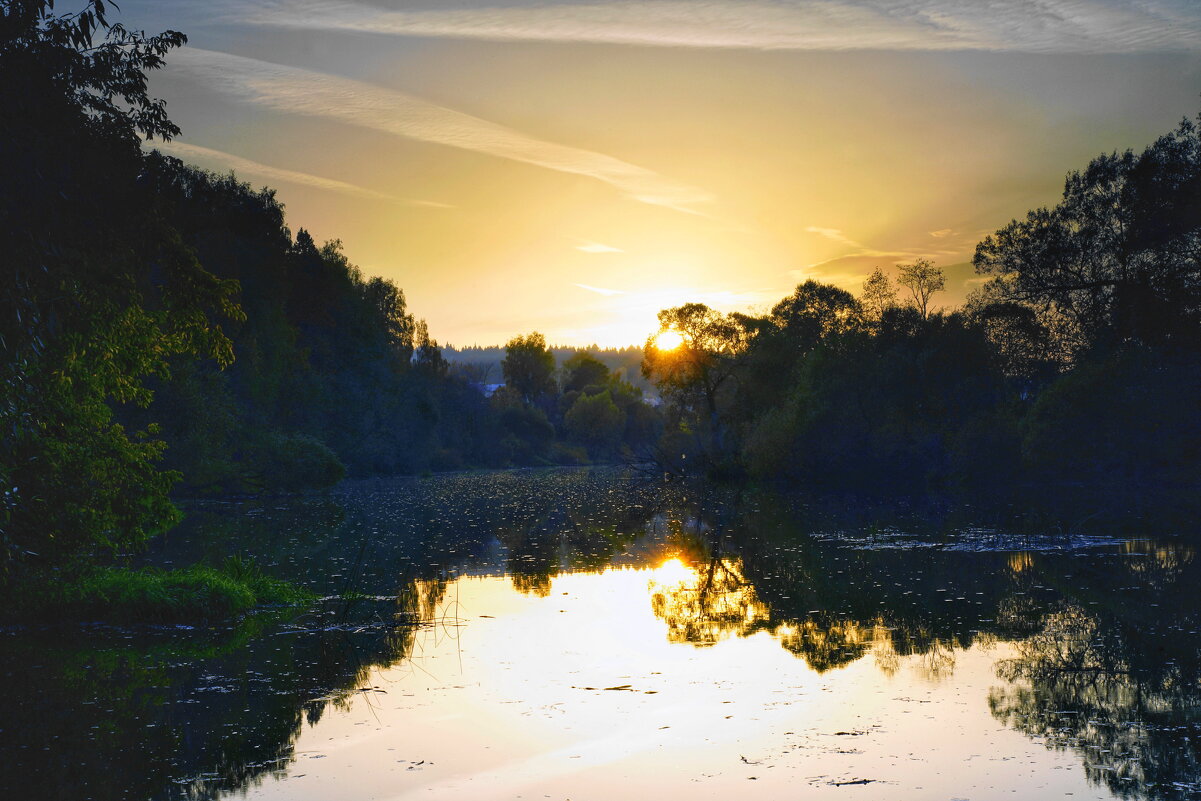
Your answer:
4,468 -> 1200,800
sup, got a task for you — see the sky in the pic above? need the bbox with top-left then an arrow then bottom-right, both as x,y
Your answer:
123,0 -> 1201,347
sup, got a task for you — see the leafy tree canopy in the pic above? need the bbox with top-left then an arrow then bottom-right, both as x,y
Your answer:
561,351 -> 610,393
974,113 -> 1201,359
1,0 -> 240,572
502,332 -> 556,403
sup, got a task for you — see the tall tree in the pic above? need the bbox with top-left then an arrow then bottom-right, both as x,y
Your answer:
0,0 -> 240,570
561,351 -> 610,393
896,258 -> 945,321
861,268 -> 898,322
974,113 -> 1201,358
502,332 -> 556,403
642,303 -> 749,419
769,280 -> 863,349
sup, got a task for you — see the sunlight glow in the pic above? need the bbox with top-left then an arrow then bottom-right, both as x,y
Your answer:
653,330 -> 685,351
651,556 -> 695,586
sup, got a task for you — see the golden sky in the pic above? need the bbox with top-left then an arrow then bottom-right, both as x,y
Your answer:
128,0 -> 1201,346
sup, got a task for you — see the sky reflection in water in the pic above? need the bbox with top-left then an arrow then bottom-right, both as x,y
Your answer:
242,566 -> 1093,801
4,468 -> 1199,800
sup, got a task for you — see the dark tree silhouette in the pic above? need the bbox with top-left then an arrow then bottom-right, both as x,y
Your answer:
896,258 -> 945,321
0,0 -> 240,569
974,113 -> 1201,358
501,332 -> 556,403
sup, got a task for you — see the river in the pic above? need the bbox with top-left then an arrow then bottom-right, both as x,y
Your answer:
3,468 -> 1199,800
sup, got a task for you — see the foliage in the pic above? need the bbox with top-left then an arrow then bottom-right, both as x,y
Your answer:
564,390 -> 625,455
7,556 -> 313,623
245,432 -> 346,494
896,258 -> 946,321
974,113 -> 1201,360
0,0 -> 240,572
643,303 -> 749,415
501,332 -> 556,403
447,343 -> 651,394
561,351 -> 611,393
642,304 -> 753,475
861,267 -> 898,322
646,113 -> 1201,498
1021,347 -> 1201,485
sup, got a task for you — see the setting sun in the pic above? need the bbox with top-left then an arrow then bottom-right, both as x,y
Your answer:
654,330 -> 685,351
651,556 -> 696,587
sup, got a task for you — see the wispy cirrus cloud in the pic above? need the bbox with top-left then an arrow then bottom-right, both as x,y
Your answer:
804,226 -> 865,250
796,226 -> 927,289
152,140 -> 451,207
576,242 -> 624,254
803,226 -> 910,266
235,0 -> 1201,54
168,48 -> 714,215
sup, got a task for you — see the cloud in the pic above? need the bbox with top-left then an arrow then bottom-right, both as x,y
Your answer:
151,140 -> 451,207
802,226 -> 913,270
236,0 -> 1201,54
574,282 -> 627,296
804,226 -> 865,249
169,48 -> 714,215
929,228 -> 953,238
576,242 -> 624,254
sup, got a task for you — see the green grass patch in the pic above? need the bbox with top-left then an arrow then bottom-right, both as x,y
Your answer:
6,557 -> 315,624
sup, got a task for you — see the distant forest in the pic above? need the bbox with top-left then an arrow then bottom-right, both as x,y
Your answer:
3,0 -> 1200,576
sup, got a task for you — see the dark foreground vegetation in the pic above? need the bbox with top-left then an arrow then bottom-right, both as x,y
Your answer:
2,0 -> 1199,617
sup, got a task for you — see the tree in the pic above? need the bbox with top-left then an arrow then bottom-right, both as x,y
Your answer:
1,0 -> 241,571
965,289 -> 1057,383
642,303 -> 749,417
561,351 -> 610,393
861,268 -> 898,322
642,304 -> 752,473
564,391 -> 625,455
974,113 -> 1201,359
363,277 -> 415,364
896,258 -> 945,321
411,320 -> 447,377
501,332 -> 556,403
769,280 -> 863,349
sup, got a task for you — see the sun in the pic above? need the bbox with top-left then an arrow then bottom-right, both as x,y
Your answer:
654,329 -> 685,351
652,556 -> 696,586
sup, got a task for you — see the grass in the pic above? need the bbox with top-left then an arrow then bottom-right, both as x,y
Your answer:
6,556 -> 315,624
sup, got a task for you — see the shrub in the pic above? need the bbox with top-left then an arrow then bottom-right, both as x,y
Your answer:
8,557 -> 313,623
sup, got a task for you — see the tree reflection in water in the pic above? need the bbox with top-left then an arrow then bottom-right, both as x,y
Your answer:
989,541 -> 1201,800
642,490 -> 1201,800
6,471 -> 1201,801
642,493 -> 973,678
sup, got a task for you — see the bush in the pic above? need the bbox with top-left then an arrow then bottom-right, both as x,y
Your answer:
564,391 -> 625,457
245,431 -> 346,493
9,557 -> 313,623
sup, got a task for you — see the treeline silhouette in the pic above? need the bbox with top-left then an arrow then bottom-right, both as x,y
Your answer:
0,1 -> 661,574
122,159 -> 598,491
643,113 -> 1201,504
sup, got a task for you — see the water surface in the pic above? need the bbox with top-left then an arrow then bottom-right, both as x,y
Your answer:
4,468 -> 1199,799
